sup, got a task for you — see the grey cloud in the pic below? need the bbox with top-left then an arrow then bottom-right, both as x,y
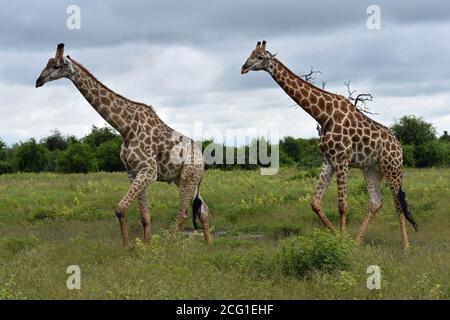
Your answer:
0,0 -> 449,144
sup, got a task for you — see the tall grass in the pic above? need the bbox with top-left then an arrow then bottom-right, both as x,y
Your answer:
0,168 -> 449,299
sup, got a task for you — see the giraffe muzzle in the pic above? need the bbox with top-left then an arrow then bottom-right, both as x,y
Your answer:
241,66 -> 249,74
35,77 -> 45,88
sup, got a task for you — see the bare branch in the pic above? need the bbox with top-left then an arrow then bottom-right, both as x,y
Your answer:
321,81 -> 326,90
301,66 -> 322,84
344,81 -> 378,115
344,81 -> 357,98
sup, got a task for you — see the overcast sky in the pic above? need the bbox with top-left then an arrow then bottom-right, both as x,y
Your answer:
1,0 -> 449,145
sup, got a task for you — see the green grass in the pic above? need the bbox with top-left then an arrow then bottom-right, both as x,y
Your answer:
0,168 -> 449,299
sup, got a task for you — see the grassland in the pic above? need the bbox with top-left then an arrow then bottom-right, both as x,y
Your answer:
0,167 -> 449,299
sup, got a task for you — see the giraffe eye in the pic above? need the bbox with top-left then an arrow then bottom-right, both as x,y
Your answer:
257,56 -> 264,60
54,64 -> 62,69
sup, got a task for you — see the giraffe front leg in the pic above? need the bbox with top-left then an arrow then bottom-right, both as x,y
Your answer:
311,162 -> 336,231
116,167 -> 156,248
336,160 -> 349,233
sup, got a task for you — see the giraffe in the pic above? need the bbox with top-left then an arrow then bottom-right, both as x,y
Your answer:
241,41 -> 417,250
35,43 -> 212,247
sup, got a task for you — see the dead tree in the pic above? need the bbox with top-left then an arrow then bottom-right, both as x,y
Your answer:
344,81 -> 377,115
301,66 -> 322,84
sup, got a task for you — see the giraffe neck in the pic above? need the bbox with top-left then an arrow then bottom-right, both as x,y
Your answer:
67,58 -> 147,138
268,58 -> 342,127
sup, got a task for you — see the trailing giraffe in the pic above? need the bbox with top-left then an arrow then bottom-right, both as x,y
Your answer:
241,41 -> 417,250
36,43 -> 212,247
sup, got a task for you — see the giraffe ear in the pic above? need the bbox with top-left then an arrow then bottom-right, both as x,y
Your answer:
261,40 -> 266,52
55,43 -> 65,64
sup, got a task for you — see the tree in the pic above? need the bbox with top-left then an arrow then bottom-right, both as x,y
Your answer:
0,139 -> 14,174
414,140 -> 448,167
0,138 -> 7,161
279,136 -> 301,162
294,138 -> 323,168
14,139 -> 49,172
401,145 -> 415,167
96,138 -> 124,172
439,131 -> 450,143
41,130 -> 76,151
84,125 -> 119,147
279,136 -> 323,167
57,143 -> 98,173
392,115 -> 436,146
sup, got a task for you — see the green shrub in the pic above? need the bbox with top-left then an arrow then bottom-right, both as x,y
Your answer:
14,139 -> 49,172
279,149 -> 295,166
57,143 -> 98,173
277,229 -> 354,277
402,144 -> 415,167
84,125 -> 119,147
414,140 -> 448,167
96,138 -> 124,172
0,138 -> 7,161
0,160 -> 14,174
392,115 -> 436,146
279,136 -> 322,168
41,130 -> 73,151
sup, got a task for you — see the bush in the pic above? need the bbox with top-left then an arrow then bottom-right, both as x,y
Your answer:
0,139 -> 7,161
46,150 -> 62,172
279,136 -> 322,168
279,148 -> 295,166
0,161 -> 14,174
96,138 -> 124,172
414,140 -> 449,167
402,144 -> 415,167
439,131 -> 450,142
277,229 -> 354,278
84,125 -> 119,147
392,115 -> 436,146
57,143 -> 98,173
14,139 -> 49,172
41,130 -> 74,151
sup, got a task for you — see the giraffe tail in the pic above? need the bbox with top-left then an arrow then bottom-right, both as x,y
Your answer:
192,189 -> 203,230
397,188 -> 418,231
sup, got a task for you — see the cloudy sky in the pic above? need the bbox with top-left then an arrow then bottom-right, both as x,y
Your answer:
1,0 -> 449,145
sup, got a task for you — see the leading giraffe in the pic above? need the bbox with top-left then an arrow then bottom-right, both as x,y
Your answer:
35,43 -> 212,247
241,41 -> 417,250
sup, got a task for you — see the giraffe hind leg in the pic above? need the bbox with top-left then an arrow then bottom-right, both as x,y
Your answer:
386,169 -> 417,251
193,191 -> 212,244
356,167 -> 383,245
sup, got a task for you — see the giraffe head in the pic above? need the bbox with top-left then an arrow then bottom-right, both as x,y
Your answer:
241,40 -> 275,74
35,43 -> 74,88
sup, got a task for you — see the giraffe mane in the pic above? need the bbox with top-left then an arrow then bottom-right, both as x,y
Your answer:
273,57 -> 391,129
273,58 -> 344,98
67,56 -> 154,112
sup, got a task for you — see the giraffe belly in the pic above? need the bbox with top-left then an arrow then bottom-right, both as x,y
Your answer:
349,147 -> 379,168
156,163 -> 182,182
